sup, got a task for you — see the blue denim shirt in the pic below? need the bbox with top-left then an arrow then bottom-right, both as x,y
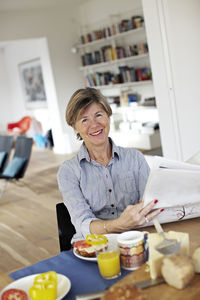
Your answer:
57,139 -> 150,242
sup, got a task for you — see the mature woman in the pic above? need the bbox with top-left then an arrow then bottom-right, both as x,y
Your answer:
57,87 -> 162,242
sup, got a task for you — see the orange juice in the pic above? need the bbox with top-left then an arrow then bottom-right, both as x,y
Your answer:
97,251 -> 121,279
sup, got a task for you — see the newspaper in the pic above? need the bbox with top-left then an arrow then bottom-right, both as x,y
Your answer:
142,156 -> 200,225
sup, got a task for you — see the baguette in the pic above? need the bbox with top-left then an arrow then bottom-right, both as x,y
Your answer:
100,285 -> 146,300
161,254 -> 195,289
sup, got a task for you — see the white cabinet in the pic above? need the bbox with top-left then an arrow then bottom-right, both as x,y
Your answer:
110,105 -> 160,150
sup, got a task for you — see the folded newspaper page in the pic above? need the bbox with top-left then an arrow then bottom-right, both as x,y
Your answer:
142,156 -> 200,225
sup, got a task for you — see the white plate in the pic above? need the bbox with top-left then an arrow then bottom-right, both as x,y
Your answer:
73,233 -> 119,262
0,273 -> 71,300
73,249 -> 97,262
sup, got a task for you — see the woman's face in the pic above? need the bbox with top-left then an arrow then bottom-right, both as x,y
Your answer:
74,102 -> 110,148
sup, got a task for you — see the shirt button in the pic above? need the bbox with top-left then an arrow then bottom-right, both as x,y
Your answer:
109,189 -> 112,193
111,204 -> 114,207
112,212 -> 114,215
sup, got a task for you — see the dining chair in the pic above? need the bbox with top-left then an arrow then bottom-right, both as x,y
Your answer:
7,116 -> 32,135
0,136 -> 33,198
56,203 -> 76,252
0,135 -> 14,173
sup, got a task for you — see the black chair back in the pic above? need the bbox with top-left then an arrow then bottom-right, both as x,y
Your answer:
0,135 -> 14,172
14,136 -> 33,178
56,203 -> 76,252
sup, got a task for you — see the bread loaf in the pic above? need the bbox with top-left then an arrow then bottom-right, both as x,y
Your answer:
192,247 -> 200,273
147,231 -> 189,279
161,254 -> 195,289
100,285 -> 146,300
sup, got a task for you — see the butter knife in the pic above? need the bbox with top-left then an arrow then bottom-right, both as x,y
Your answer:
76,277 -> 164,300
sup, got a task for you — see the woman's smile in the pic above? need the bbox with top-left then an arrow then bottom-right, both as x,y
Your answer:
89,129 -> 103,136
74,102 -> 110,148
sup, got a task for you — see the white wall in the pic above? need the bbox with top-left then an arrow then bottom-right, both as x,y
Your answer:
0,6 -> 83,153
0,0 -> 153,154
1,0 -> 199,158
142,0 -> 200,161
3,39 -> 50,130
0,47 -> 13,132
78,0 -> 143,27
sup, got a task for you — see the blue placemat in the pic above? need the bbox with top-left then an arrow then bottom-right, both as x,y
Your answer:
9,250 -> 131,300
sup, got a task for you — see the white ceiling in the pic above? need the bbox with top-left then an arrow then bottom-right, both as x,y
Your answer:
0,0 -> 88,12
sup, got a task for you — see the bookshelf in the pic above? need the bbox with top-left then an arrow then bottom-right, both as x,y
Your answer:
78,17 -> 151,88
80,53 -> 149,71
77,27 -> 145,49
75,14 -> 161,150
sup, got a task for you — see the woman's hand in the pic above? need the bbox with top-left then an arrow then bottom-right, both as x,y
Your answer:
90,199 -> 163,234
116,199 -> 163,231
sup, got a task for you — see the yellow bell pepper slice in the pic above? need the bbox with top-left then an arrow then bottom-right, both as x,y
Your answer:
29,271 -> 57,300
34,271 -> 57,285
85,234 -> 108,245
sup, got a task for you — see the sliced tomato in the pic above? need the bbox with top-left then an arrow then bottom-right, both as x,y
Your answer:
74,240 -> 91,249
2,288 -> 28,300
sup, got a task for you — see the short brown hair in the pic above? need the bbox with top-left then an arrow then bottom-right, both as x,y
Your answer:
66,87 -> 112,139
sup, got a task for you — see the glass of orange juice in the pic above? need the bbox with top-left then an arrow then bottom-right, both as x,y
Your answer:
97,250 -> 121,279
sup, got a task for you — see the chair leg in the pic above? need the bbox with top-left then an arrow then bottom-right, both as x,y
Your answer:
0,180 -> 9,199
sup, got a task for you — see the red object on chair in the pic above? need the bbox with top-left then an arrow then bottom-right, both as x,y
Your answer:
7,116 -> 32,135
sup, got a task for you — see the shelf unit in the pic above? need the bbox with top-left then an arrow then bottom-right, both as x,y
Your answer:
75,15 -> 161,150
80,53 -> 149,71
78,24 -> 151,88
87,79 -> 152,90
77,27 -> 145,49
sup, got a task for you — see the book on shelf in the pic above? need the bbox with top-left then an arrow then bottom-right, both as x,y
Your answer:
107,96 -> 120,107
118,66 -> 136,83
138,42 -> 148,55
131,16 -> 144,29
116,47 -> 126,59
79,15 -> 144,44
85,52 -> 94,65
142,97 -> 156,107
94,51 -> 102,64
101,45 -> 114,62
81,55 -> 86,66
80,35 -> 85,44
80,42 -> 149,67
84,66 -> 151,87
136,68 -> 152,81
85,74 -> 95,87
118,19 -> 132,33
121,92 -> 138,107
111,24 -> 117,36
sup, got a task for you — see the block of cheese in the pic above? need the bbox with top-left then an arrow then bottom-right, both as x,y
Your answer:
161,254 -> 195,289
192,247 -> 200,273
147,231 -> 190,279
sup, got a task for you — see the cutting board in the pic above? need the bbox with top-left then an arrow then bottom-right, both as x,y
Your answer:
111,263 -> 200,300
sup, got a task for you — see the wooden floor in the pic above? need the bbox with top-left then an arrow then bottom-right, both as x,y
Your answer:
0,146 -> 74,288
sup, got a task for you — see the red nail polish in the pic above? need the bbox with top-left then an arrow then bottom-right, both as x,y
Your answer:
154,199 -> 158,204
160,208 -> 164,212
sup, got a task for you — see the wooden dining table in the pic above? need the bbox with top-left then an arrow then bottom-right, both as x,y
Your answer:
1,217 -> 200,299
106,217 -> 200,300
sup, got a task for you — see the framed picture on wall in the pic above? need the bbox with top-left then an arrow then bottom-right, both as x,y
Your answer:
19,58 -> 47,108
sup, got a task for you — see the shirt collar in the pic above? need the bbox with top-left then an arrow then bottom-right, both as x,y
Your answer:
77,137 -> 120,163
110,138 -> 120,159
